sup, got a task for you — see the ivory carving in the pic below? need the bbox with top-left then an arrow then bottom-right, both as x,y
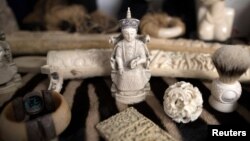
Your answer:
41,49 -> 250,92
0,33 -> 21,106
209,79 -> 241,113
7,31 -> 250,55
109,8 -> 151,104
196,0 -> 235,41
163,81 -> 203,123
96,107 -> 176,141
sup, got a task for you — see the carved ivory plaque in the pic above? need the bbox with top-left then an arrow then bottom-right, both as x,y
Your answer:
96,107 -> 176,141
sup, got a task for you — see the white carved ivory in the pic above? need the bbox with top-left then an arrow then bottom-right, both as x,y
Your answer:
96,107 -> 177,141
41,49 -> 250,92
0,34 -> 22,106
209,79 -> 241,113
163,81 -> 203,123
7,31 -> 250,55
196,0 -> 235,41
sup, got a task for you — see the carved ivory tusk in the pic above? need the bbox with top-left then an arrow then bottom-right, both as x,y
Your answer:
41,49 -> 250,92
7,31 -> 250,55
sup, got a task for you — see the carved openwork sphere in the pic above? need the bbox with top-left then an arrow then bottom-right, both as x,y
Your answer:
163,81 -> 203,123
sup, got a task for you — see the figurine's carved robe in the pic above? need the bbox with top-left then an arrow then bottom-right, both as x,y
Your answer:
111,39 -> 150,92
0,62 -> 16,85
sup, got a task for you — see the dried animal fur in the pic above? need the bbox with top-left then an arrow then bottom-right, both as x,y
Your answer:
89,11 -> 119,33
46,8 -> 119,33
45,5 -> 89,32
140,12 -> 185,38
23,0 -> 66,30
212,46 -> 250,83
23,0 -> 119,33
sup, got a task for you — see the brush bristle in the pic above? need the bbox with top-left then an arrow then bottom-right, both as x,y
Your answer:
212,45 -> 250,83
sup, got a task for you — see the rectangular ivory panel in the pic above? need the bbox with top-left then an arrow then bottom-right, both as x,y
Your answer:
96,107 -> 176,141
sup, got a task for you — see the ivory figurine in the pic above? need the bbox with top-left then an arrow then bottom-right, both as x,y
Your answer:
197,0 -> 235,41
0,32 -> 21,106
110,8 -> 151,104
0,33 -> 16,85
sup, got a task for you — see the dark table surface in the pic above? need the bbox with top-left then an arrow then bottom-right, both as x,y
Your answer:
1,72 -> 249,141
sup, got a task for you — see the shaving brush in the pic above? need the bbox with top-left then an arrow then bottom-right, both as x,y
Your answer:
209,46 -> 250,113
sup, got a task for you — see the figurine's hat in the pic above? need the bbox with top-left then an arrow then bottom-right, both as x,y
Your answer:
119,7 -> 140,29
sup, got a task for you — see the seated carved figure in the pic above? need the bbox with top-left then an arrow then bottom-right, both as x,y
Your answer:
110,8 -> 151,104
0,32 -> 21,107
197,0 -> 234,41
0,33 -> 17,85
